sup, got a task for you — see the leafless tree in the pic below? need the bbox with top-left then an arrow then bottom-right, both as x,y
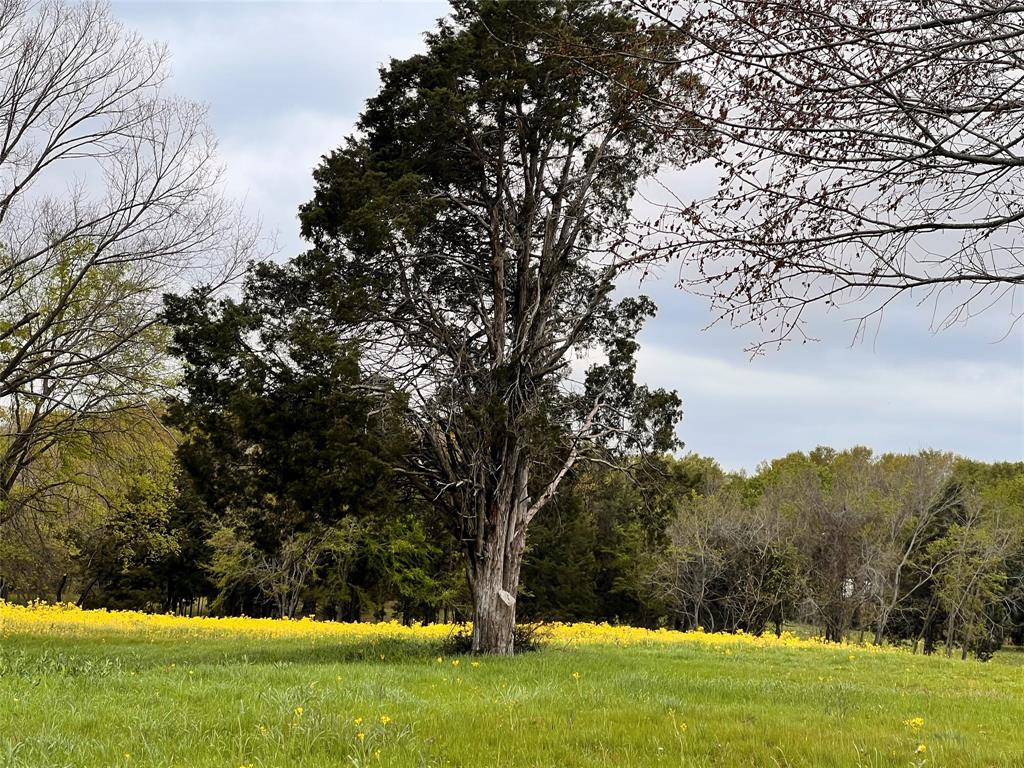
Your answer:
651,480 -> 798,633
0,0 -> 255,519
630,0 -> 1024,349
652,489 -> 732,631
861,452 -> 960,644
209,522 -> 358,620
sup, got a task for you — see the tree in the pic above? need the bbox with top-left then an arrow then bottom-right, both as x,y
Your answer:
652,484 -> 735,631
353,511 -> 463,624
586,454 -> 715,626
753,448 -> 878,641
861,452 -> 959,645
208,521 -> 358,620
297,0 -> 694,652
519,479 -> 602,622
163,265 -> 411,619
0,407 -> 180,606
0,0 -> 252,522
654,475 -> 801,634
926,461 -> 1024,657
929,507 -> 1015,659
630,0 -> 1024,348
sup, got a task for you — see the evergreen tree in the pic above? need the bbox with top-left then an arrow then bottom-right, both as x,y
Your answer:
296,0 -> 693,652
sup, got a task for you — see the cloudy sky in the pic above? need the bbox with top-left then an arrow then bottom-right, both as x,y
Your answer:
112,1 -> 1024,472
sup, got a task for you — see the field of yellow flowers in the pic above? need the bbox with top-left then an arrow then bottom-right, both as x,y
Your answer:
1,600 -> 909,650
2,602 -> 1023,767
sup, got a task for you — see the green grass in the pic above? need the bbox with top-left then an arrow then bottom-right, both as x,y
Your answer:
1,631 -> 1023,767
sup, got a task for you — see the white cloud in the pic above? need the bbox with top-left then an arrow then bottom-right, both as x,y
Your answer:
217,109 -> 358,255
113,0 -> 446,256
636,342 -> 1024,469
638,345 -> 1023,420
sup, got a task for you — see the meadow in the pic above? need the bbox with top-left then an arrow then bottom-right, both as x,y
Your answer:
1,604 -> 1023,768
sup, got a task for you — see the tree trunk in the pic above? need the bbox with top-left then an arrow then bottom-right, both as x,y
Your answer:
470,566 -> 519,655
945,610 -> 958,658
468,485 -> 529,655
55,573 -> 68,603
76,576 -> 99,608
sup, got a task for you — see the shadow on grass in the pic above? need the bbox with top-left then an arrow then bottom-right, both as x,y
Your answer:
0,632 -> 469,678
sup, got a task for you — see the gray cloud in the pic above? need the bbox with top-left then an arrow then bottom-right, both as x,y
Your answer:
113,0 -> 1024,471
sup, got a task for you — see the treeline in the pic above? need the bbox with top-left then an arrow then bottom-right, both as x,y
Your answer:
2,406 -> 1022,659
528,450 -> 1024,659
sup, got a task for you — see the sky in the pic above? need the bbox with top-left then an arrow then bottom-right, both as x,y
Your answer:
112,0 -> 1024,473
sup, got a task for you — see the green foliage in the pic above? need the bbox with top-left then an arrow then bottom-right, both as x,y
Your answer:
520,455 -> 722,626
519,488 -> 601,621
163,265 -> 462,621
650,448 -> 1024,657
294,0 -> 688,478
164,278 -> 403,544
208,521 -> 360,620
0,408 -> 185,608
1,240 -> 172,513
354,512 -> 463,623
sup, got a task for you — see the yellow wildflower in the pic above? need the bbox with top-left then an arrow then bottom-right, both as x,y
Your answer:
0,601 -> 921,656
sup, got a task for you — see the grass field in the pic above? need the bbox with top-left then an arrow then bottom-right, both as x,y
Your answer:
2,604 -> 1023,767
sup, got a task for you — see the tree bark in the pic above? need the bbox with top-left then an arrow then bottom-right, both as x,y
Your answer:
468,489 -> 528,655
55,573 -> 69,603
470,564 -> 519,655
